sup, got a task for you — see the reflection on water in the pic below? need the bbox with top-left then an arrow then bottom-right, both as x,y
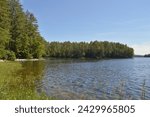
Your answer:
20,61 -> 46,94
41,58 -> 150,100
0,61 -> 47,100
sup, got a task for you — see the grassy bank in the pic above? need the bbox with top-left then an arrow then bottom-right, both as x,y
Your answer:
0,62 -> 52,100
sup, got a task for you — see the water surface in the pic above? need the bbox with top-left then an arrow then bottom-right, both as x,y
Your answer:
23,58 -> 150,100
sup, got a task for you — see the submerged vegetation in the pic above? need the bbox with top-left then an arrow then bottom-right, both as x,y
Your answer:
0,62 -> 53,100
47,41 -> 134,59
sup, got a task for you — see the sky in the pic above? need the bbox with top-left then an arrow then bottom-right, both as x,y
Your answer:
21,0 -> 150,55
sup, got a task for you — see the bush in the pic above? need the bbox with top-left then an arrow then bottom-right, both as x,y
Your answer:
6,51 -> 16,61
0,49 -> 6,59
0,49 -> 16,61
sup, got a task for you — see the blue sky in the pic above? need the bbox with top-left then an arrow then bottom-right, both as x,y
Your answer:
22,0 -> 150,55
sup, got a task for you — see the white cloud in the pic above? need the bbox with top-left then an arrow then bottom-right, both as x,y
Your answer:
131,42 -> 150,55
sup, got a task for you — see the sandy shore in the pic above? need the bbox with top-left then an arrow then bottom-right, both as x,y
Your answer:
0,60 -> 4,62
15,58 -> 45,62
0,58 -> 45,62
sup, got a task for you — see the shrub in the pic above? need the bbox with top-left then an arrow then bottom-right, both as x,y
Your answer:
6,51 -> 16,61
0,49 -> 16,61
0,49 -> 6,59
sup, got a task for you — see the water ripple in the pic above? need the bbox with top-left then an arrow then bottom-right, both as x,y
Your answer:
40,58 -> 150,100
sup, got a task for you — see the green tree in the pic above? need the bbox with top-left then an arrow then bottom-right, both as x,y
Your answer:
0,0 -> 14,59
47,41 -> 134,59
25,11 -> 46,58
8,0 -> 28,58
8,0 -> 46,59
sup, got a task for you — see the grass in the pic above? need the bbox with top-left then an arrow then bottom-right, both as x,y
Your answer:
0,62 -> 53,100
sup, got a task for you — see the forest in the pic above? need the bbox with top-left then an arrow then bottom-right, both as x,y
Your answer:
0,0 -> 46,60
144,54 -> 150,57
0,0 -> 134,60
46,41 -> 134,59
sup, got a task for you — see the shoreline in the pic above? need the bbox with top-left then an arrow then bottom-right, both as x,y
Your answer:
1,57 -> 147,62
0,60 -> 4,62
15,58 -> 45,62
0,58 -> 45,62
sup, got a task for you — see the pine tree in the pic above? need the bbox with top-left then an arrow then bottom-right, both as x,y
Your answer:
8,0 -> 46,59
47,41 -> 134,59
0,0 -> 12,59
8,0 -> 28,58
25,11 -> 46,58
0,0 -> 11,48
0,0 -> 46,60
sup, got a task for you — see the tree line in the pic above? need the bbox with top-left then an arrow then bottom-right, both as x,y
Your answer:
0,0 -> 134,60
144,54 -> 150,57
46,41 -> 134,59
0,0 -> 46,60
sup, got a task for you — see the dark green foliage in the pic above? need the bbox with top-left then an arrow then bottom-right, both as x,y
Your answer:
0,0 -> 46,60
5,51 -> 16,61
47,41 -> 134,59
0,49 -> 15,60
0,0 -> 11,45
144,54 -> 150,57
0,49 -> 6,59
9,0 -> 28,58
23,11 -> 46,59
0,0 -> 11,60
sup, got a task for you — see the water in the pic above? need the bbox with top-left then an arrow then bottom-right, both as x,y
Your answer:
23,58 -> 150,100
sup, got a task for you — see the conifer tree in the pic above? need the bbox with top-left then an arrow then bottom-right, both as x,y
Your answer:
9,0 -> 28,58
8,0 -> 46,59
25,11 -> 46,58
0,0 -> 12,59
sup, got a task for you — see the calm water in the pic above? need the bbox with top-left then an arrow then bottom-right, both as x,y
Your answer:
22,58 -> 150,100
